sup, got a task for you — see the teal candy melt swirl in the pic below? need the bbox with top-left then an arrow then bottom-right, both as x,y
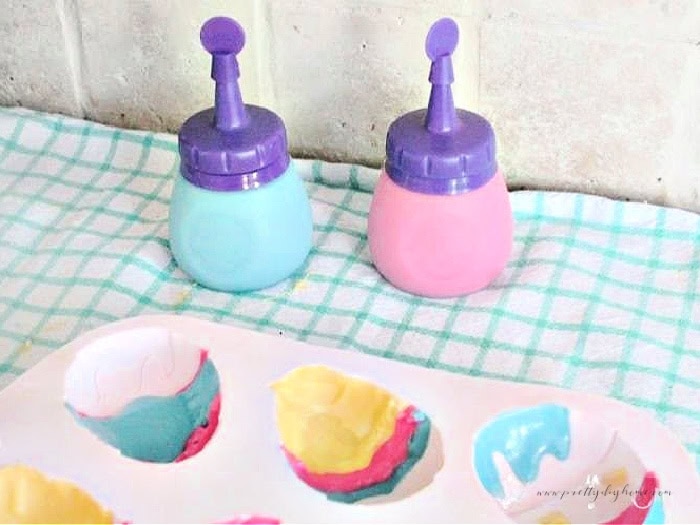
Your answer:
473,404 -> 571,499
66,358 -> 220,463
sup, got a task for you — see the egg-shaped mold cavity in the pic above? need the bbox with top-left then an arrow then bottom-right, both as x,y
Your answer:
473,403 -> 666,524
0,464 -> 115,524
64,327 -> 222,464
271,365 -> 443,504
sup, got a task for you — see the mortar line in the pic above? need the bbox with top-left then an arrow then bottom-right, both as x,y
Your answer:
56,0 -> 87,116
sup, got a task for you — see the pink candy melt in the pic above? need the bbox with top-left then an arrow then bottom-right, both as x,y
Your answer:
283,406 -> 418,492
176,393 -> 221,462
604,471 -> 659,525
217,516 -> 280,524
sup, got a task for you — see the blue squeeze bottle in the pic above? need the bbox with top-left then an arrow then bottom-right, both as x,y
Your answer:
169,17 -> 312,292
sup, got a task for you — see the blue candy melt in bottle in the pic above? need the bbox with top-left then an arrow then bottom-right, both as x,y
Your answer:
169,17 -> 313,292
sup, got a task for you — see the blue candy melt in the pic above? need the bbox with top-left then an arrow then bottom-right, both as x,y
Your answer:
66,358 -> 220,463
472,403 -> 571,499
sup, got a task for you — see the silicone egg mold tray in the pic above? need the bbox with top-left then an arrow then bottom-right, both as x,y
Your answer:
0,314 -> 698,523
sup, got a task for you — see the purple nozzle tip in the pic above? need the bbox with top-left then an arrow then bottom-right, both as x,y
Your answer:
200,17 -> 249,131
425,18 -> 459,134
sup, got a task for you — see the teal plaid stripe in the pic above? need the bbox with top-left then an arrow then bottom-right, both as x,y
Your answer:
1,108 -> 699,470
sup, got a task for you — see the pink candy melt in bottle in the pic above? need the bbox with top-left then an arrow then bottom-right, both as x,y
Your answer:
368,18 -> 513,298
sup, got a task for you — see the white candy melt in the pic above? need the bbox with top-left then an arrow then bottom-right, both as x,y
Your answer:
64,328 -> 203,417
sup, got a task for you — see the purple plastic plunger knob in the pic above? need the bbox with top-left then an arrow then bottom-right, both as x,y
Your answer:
178,17 -> 290,191
383,17 -> 496,195
200,17 -> 249,131
425,18 -> 459,134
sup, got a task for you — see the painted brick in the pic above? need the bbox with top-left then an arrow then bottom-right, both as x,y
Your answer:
265,0 -> 480,165
75,0 -> 259,133
480,20 -> 700,210
0,0 -> 80,115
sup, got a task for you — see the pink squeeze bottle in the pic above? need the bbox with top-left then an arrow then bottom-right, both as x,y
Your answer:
368,18 -> 513,298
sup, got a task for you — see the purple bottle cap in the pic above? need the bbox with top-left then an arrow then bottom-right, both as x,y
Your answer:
385,18 -> 497,195
178,17 -> 290,191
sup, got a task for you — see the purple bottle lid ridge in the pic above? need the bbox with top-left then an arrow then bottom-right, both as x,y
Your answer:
178,17 -> 290,192
385,18 -> 497,195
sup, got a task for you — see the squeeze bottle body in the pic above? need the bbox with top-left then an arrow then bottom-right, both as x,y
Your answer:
169,17 -> 312,292
368,18 -> 512,298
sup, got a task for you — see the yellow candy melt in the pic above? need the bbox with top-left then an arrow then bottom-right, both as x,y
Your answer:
602,467 -> 628,488
271,365 -> 404,474
538,511 -> 570,524
0,465 -> 113,524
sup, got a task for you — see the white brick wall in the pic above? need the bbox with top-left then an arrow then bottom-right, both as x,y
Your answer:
2,0 -> 699,211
